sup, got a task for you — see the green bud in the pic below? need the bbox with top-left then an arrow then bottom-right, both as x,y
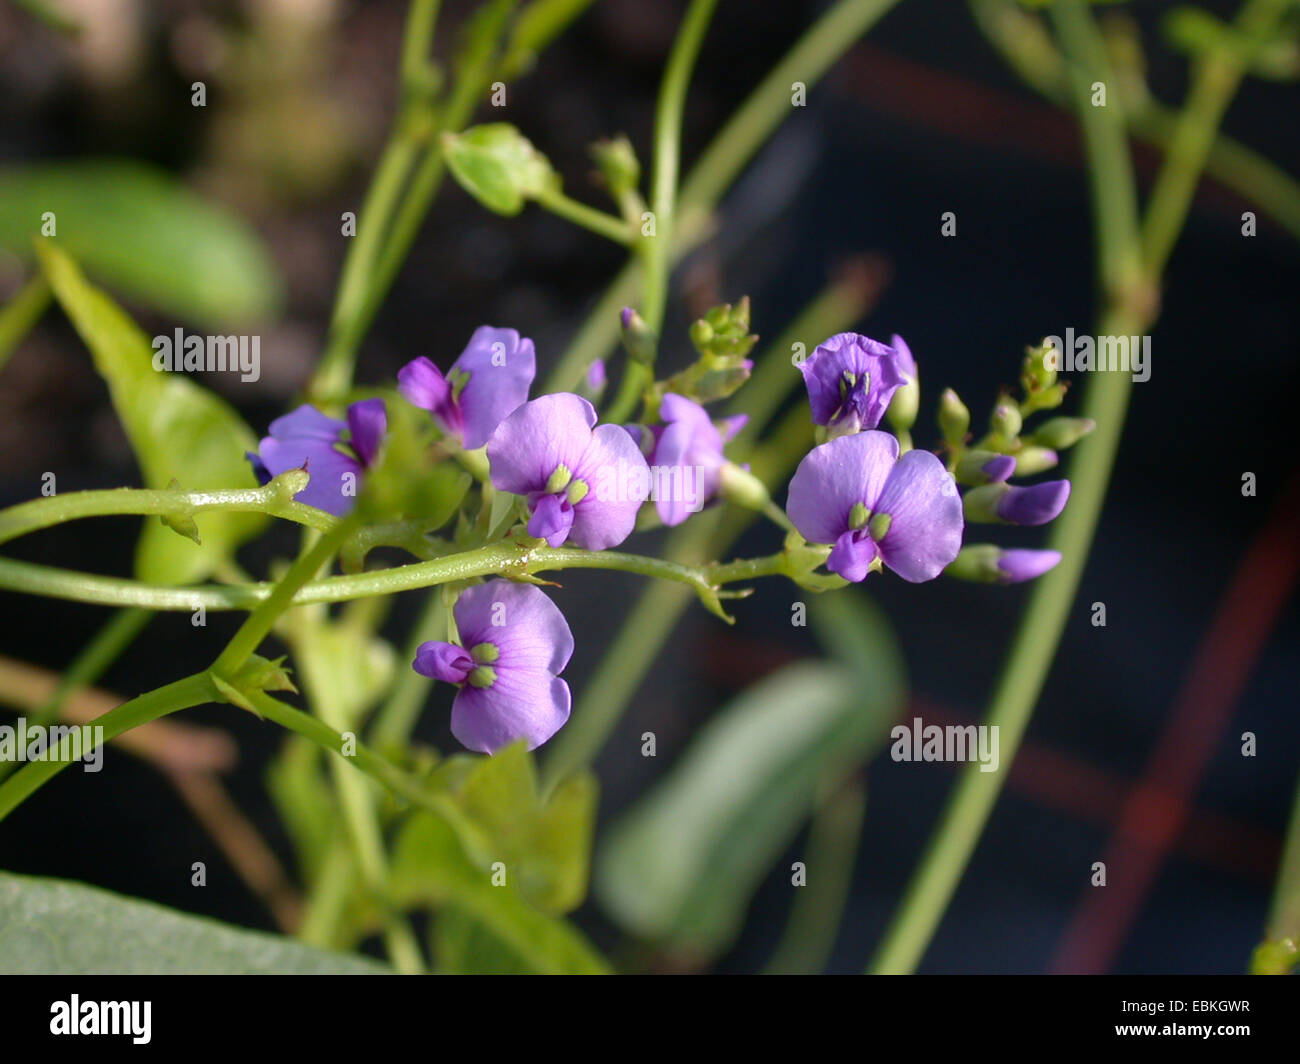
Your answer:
1013,445 -> 1059,477
939,388 -> 970,447
955,449 -> 1013,486
1028,416 -> 1095,450
962,483 -> 1009,524
690,318 -> 714,351
620,307 -> 658,365
590,135 -> 641,200
718,462 -> 771,512
943,544 -> 1003,583
887,369 -> 919,434
270,467 -> 311,502
990,401 -> 1022,440
1021,341 -> 1058,393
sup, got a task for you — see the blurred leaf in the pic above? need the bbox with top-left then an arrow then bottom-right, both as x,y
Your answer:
441,124 -> 560,215
35,240 -> 265,583
432,905 -> 537,974
1163,8 -> 1300,80
0,871 -> 387,974
8,0 -> 80,36
266,737 -> 339,885
0,276 -> 50,372
356,396 -> 472,527
596,591 -> 905,959
389,809 -> 610,974
0,160 -> 282,327
426,742 -> 597,914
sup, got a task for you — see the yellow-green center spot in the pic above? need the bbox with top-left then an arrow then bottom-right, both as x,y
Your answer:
566,477 -> 589,504
470,642 -> 499,664
869,511 -> 892,541
849,502 -> 871,530
545,464 -> 572,494
468,665 -> 497,689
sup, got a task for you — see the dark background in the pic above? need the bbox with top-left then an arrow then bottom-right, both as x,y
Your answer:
0,0 -> 1297,973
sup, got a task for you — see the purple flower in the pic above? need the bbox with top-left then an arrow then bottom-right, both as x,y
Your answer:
487,393 -> 648,550
965,480 -> 1071,526
412,580 -> 573,754
799,332 -> 907,436
248,399 -> 386,516
398,326 -> 535,450
997,549 -> 1062,584
786,430 -> 963,583
635,393 -> 747,526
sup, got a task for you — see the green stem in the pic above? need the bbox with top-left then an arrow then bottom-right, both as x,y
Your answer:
0,484 -> 334,547
533,187 -> 634,245
0,541 -> 782,617
0,672 -> 217,821
0,275 -> 51,370
546,0 -> 903,396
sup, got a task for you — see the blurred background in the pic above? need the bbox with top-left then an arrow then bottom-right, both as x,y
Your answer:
0,0 -> 1297,974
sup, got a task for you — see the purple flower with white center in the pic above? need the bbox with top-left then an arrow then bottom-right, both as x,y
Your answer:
997,549 -> 1062,584
786,430 -> 963,583
412,580 -> 573,754
799,332 -> 908,437
486,393 -> 649,550
398,326 -> 535,450
247,399 -> 386,516
636,393 -> 747,526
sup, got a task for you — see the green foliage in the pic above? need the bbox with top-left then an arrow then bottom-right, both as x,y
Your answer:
0,872 -> 388,974
441,124 -> 560,215
0,161 -> 283,327
596,591 -> 904,959
35,240 -> 265,584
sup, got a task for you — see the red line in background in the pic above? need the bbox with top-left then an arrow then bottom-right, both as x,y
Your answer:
1048,473 -> 1300,973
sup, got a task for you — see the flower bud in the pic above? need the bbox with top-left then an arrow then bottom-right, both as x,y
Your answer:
956,450 -> 1016,486
946,545 -> 1062,584
990,401 -> 1022,440
963,480 -> 1070,526
718,461 -> 772,512
1013,445 -> 1059,477
620,306 -> 657,365
939,388 -> 970,447
1029,416 -> 1095,450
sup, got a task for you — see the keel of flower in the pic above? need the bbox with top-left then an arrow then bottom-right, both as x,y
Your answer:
412,580 -> 573,754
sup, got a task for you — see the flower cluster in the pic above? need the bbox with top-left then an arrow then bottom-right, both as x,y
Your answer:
248,318 -> 1085,755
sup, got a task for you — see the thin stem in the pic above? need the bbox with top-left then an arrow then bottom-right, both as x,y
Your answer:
533,187 -> 634,245
546,0 -> 903,396
0,275 -> 51,370
0,672 -> 217,822
0,541 -> 784,617
0,483 -> 334,547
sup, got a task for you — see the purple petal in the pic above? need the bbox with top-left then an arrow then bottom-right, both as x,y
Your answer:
718,413 -> 748,443
528,492 -> 576,547
451,672 -> 571,754
246,451 -> 271,486
452,326 -> 536,449
586,359 -> 606,392
785,430 -> 899,545
995,480 -> 1071,526
827,530 -> 878,582
412,641 -> 475,684
569,423 -> 649,550
890,333 -> 916,381
487,393 -> 595,496
267,404 -> 346,442
996,549 -> 1062,584
398,357 -> 462,438
799,332 -> 906,431
453,580 -> 574,675
346,398 -> 387,468
257,432 -> 362,517
872,448 -> 964,582
982,454 -> 1016,484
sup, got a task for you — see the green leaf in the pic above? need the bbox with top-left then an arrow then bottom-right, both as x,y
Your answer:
595,592 -> 904,958
0,160 -> 282,327
441,124 -> 560,215
389,810 -> 610,974
35,240 -> 265,584
0,871 -> 388,974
